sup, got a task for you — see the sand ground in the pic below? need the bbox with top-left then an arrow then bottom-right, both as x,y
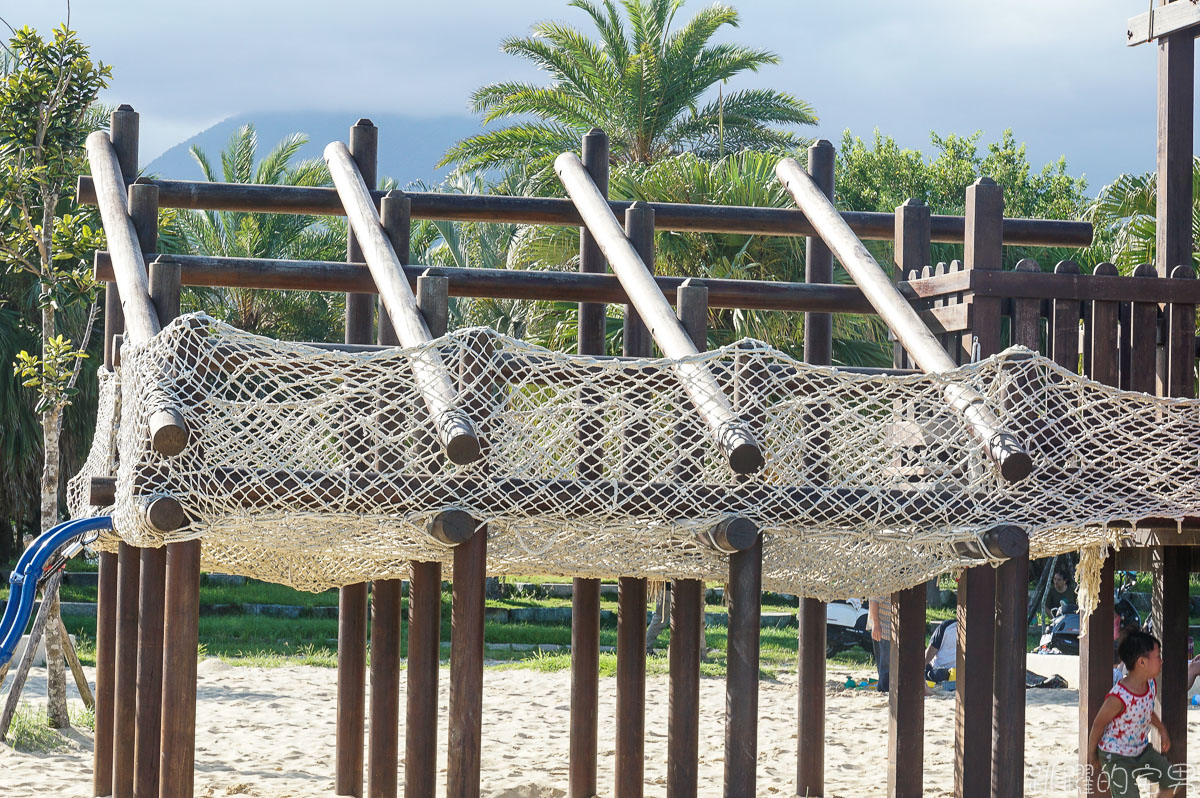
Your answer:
1,653 -> 1196,797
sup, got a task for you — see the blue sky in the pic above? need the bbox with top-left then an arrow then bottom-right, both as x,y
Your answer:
11,0 -> 1166,192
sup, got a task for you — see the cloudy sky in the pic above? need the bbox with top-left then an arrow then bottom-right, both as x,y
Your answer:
11,0 -> 1168,191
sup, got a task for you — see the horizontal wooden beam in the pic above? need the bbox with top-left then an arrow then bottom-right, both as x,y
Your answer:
1127,2 -> 1200,46
76,176 -> 1094,248
95,252 -> 878,314
906,268 -> 1200,304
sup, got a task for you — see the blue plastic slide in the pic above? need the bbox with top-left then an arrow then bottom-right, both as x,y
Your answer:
0,516 -> 112,669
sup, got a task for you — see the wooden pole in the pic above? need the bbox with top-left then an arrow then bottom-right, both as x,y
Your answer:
446,330 -> 492,798
775,160 -> 1032,482
555,152 -> 763,475
1078,265 -> 1118,798
326,145 -> 481,466
795,143 -> 835,798
113,541 -> 140,797
133,199 -> 169,798
615,576 -> 647,798
93,104 -> 135,797
368,578 -> 402,798
76,175 -> 1095,248
403,208 -> 448,798
888,198 -> 930,798
990,528 -> 1030,798
569,127 -> 607,798
157,538 -> 201,798
346,119 -> 378,345
58,614 -> 94,710
1154,263 -> 1195,781
1156,20 -> 1194,279
93,250 -> 879,314
614,203 -> 653,798
335,120 -> 377,798
724,533 -> 763,797
84,130 -> 188,456
668,279 -> 706,798
953,177 -> 1005,798
365,192 -> 409,798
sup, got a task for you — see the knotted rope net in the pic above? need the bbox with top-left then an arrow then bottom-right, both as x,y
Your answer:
68,313 -> 1200,599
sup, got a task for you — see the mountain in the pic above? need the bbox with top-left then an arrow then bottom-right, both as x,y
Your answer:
145,111 -> 483,187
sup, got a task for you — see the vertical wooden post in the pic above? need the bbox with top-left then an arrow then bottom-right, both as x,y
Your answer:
725,534 -> 762,798
1156,263 -> 1195,782
93,104 -> 135,798
667,282 -> 707,798
991,538 -> 1029,798
337,118 -> 378,798
366,193 -> 410,798
1156,20 -> 1193,281
889,198 -> 930,798
158,538 -> 201,798
135,242 -> 173,798
405,268 -> 448,798
113,541 -> 140,798
446,329 -> 491,798
94,545 -> 118,797
570,127 -> 607,798
1077,264 -> 1118,797
797,138 -> 833,798
956,177 -> 1002,798
615,202 -> 653,798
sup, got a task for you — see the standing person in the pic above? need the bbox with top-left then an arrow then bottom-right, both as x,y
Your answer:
868,596 -> 892,692
1086,631 -> 1181,798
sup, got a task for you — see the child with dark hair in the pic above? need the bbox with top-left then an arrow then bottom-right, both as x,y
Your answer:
1086,631 -> 1181,797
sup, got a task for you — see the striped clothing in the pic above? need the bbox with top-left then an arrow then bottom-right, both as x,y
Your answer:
870,597 -> 893,641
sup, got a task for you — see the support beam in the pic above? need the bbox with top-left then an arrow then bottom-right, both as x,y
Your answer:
158,539 -> 201,798
555,152 -> 763,475
1156,23 -> 1194,279
888,584 -> 925,798
570,127 -> 607,798
991,528 -> 1030,798
76,175 -> 1095,248
776,160 -> 1032,482
112,542 -> 139,797
1127,1 -> 1200,46
326,142 -> 481,466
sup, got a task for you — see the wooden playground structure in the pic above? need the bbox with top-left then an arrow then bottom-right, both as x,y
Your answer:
31,6 -> 1200,797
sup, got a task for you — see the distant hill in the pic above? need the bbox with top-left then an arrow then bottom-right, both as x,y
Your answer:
146,111 -> 483,187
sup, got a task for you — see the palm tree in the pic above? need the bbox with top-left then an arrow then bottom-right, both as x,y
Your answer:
173,125 -> 347,340
440,0 -> 817,184
1085,160 -> 1200,273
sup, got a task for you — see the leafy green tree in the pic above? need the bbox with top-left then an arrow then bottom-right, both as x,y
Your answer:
440,0 -> 816,185
836,128 -> 1092,271
173,125 -> 346,340
0,24 -> 110,728
1084,161 -> 1200,274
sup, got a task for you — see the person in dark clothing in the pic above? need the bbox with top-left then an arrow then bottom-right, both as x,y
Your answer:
1045,568 -> 1077,616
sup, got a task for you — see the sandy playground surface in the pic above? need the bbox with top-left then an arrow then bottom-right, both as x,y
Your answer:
3,653 -> 1200,797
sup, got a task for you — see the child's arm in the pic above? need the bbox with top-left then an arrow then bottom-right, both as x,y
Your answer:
1086,695 -> 1125,767
1149,710 -> 1171,753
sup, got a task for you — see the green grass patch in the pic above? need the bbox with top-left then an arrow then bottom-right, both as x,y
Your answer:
1,701 -> 91,752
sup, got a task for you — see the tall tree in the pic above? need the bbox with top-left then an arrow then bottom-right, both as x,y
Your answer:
0,24 -> 110,728
440,0 -> 816,185
173,125 -> 346,340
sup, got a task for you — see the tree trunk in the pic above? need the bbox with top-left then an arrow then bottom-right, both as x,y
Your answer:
39,291 -> 68,729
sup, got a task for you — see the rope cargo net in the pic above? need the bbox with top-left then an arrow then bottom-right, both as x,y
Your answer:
68,313 -> 1200,599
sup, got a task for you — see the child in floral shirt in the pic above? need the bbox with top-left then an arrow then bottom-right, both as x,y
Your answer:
1086,631 -> 1182,798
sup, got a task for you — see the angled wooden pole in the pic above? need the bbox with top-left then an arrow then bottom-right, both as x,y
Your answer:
555,152 -> 763,475
84,131 -> 187,457
325,142 -> 481,466
776,157 -> 1032,482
